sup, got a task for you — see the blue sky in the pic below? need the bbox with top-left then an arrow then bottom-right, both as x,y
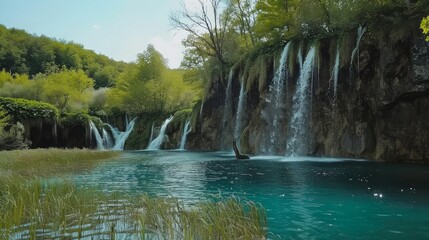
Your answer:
0,0 -> 193,68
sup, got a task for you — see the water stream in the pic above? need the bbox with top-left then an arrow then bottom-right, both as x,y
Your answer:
147,116 -> 174,150
234,79 -> 246,142
286,45 -> 317,156
178,120 -> 191,150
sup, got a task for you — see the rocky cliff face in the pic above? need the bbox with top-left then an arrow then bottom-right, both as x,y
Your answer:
187,25 -> 429,163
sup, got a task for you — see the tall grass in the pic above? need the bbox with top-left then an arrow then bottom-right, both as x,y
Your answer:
0,149 -> 269,239
0,148 -> 120,177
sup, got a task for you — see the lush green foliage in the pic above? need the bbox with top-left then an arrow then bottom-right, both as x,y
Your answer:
422,16 -> 429,41
107,45 -> 201,115
173,0 -> 429,89
0,24 -> 125,88
0,97 -> 59,121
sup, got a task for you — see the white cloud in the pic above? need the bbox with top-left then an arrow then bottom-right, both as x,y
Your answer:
149,30 -> 188,69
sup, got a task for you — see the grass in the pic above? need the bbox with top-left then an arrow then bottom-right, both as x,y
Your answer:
0,149 -> 269,239
0,148 -> 120,178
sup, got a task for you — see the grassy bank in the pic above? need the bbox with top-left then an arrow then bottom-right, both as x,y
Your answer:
0,149 -> 268,239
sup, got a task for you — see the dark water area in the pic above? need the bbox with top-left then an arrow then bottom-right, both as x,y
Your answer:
71,151 -> 429,239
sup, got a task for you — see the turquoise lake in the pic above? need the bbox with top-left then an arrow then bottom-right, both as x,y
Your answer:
72,151 -> 429,239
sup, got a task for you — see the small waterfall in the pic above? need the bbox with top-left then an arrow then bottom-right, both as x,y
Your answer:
148,123 -> 155,143
331,43 -> 340,100
286,45 -> 317,156
111,118 -> 137,150
222,69 -> 234,128
262,42 -> 291,154
350,25 -> 366,69
234,79 -> 246,141
178,120 -> 192,150
147,116 -> 174,150
102,128 -> 114,149
89,121 -> 105,150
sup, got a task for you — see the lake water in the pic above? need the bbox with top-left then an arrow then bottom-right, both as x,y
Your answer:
72,151 -> 429,239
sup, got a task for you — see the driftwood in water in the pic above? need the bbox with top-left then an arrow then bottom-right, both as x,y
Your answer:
233,141 -> 250,160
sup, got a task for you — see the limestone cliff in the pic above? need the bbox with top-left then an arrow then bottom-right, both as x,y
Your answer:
187,24 -> 429,163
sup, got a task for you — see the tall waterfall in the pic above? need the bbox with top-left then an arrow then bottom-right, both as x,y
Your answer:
350,25 -> 366,69
147,116 -> 174,150
331,43 -> 340,100
234,79 -> 246,141
222,69 -> 234,128
262,42 -> 291,154
109,117 -> 137,150
89,121 -> 105,150
178,120 -> 191,150
286,45 -> 317,156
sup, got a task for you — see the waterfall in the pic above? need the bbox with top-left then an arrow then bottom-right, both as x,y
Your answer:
89,121 -> 105,150
111,117 -> 137,150
89,116 -> 136,150
262,42 -> 291,154
350,25 -> 366,69
222,69 -> 234,128
102,128 -> 114,149
331,43 -> 340,100
147,116 -> 174,150
234,79 -> 246,141
148,123 -> 155,143
178,120 -> 192,150
286,45 -> 317,156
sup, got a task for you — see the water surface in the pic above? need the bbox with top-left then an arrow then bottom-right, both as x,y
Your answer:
72,151 -> 429,239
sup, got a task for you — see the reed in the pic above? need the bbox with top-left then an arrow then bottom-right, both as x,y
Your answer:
0,148 -> 120,177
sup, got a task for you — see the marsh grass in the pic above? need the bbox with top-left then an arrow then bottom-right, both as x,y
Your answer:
0,149 -> 269,239
0,148 -> 120,177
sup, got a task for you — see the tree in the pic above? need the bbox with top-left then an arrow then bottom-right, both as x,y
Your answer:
42,69 -> 94,113
170,0 -> 231,68
254,0 -> 300,41
227,0 -> 258,47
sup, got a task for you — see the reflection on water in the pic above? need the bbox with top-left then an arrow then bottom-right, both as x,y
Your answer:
72,151 -> 429,239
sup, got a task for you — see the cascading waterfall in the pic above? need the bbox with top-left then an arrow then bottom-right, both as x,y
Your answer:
89,121 -> 105,150
89,116 -> 136,150
331,43 -> 340,100
109,117 -> 137,150
286,45 -> 317,156
222,69 -> 234,128
234,78 -> 246,141
147,116 -> 174,150
178,120 -> 192,150
102,128 -> 114,149
262,42 -> 291,154
350,25 -> 366,70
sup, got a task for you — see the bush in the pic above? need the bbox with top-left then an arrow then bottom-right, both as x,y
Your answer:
60,112 -> 102,128
0,122 -> 30,150
0,97 -> 59,121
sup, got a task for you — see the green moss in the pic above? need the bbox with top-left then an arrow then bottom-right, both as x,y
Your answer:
60,112 -> 102,128
171,108 -> 192,130
0,97 -> 59,121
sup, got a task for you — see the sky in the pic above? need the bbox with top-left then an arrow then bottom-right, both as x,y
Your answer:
0,0 -> 198,68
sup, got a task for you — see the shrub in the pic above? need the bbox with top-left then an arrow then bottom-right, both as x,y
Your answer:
0,97 -> 59,121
